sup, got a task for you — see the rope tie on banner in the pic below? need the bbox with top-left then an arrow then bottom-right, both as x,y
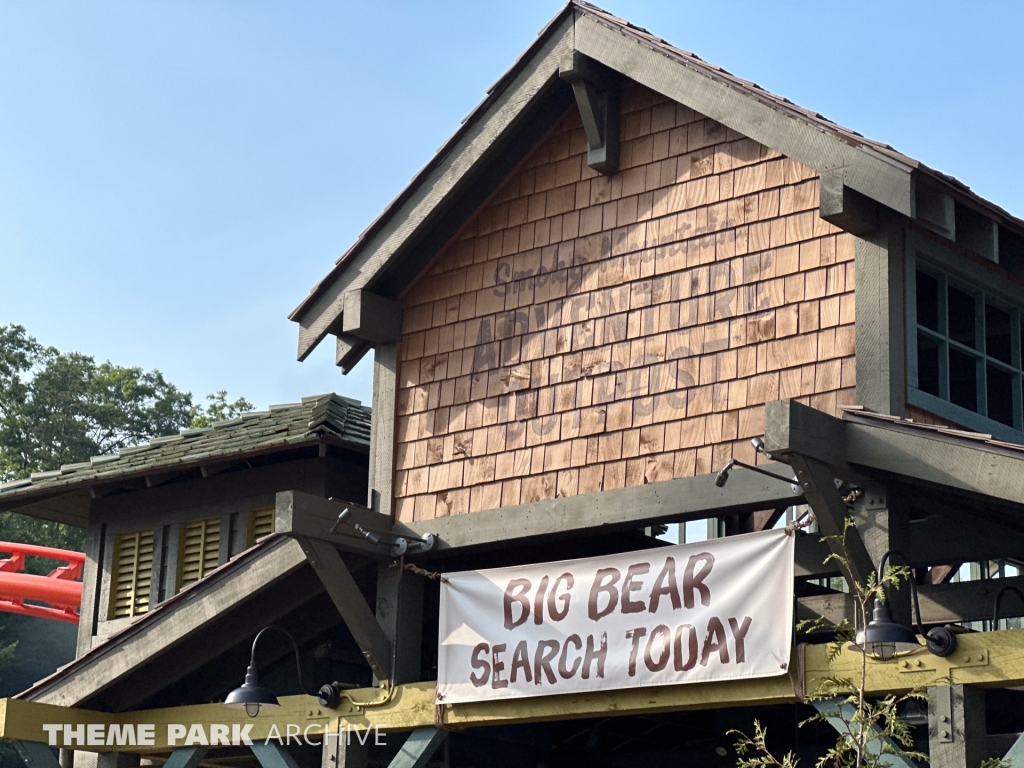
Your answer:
397,562 -> 449,583
433,699 -> 464,732
784,511 -> 816,535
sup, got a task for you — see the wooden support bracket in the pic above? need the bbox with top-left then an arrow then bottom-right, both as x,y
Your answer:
819,169 -> 879,236
162,747 -> 208,768
764,399 -> 875,588
251,743 -> 301,768
336,334 -> 372,376
276,491 -> 396,559
296,536 -> 393,683
387,728 -> 446,768
811,698 -> 916,767
11,741 -> 60,768
343,291 -> 403,345
559,52 -> 620,174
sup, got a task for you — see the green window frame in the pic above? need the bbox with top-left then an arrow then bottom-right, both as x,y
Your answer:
907,233 -> 1024,442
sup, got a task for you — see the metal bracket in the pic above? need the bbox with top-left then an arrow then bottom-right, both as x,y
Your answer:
898,648 -> 989,675
934,685 -> 954,743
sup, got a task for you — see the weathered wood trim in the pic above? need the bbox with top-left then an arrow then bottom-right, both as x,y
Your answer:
397,463 -> 802,554
763,399 -> 847,470
845,422 -> 1024,508
296,537 -> 392,683
375,561 -> 423,685
343,291 -> 403,345
293,16 -> 575,360
369,344 -> 399,517
275,491 -> 393,558
856,214 -> 906,416
76,522 -> 104,658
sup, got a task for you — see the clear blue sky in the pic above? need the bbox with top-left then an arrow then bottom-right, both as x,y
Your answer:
3,1 -> 1023,412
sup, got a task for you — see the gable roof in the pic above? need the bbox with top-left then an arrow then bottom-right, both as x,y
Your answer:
0,393 -> 371,523
290,0 -> 1024,364
19,534 -> 310,708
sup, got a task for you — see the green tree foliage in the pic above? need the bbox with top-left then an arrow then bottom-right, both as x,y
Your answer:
0,324 -> 253,691
731,520 -> 929,768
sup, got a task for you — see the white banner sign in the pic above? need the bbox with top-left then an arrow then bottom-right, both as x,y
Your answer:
437,528 -> 794,703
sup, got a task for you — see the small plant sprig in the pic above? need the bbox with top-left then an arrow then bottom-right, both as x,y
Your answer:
731,519 -> 930,768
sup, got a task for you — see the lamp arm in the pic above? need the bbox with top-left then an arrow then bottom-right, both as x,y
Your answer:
249,625 -> 313,696
728,459 -> 795,486
993,585 -> 1024,627
877,550 -> 925,636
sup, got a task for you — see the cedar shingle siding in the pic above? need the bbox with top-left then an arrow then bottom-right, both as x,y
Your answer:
394,82 -> 855,522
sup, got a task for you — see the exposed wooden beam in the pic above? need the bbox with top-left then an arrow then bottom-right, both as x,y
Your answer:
819,170 -> 879,236
368,344 -> 398,517
6,630 -> 1024,751
296,537 -> 392,683
844,420 -> 1024,511
335,334 -> 372,376
798,574 -> 1024,626
396,463 -> 803,555
275,491 -> 394,559
342,292 -> 403,346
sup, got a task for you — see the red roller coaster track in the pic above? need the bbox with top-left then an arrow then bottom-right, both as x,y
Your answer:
0,543 -> 84,623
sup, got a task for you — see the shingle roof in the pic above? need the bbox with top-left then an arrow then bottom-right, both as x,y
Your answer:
0,393 -> 371,507
290,0 -> 1024,332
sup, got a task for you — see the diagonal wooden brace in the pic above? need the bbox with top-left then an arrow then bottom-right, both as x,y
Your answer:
297,537 -> 392,683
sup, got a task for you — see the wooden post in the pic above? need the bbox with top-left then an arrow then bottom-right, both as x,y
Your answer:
321,728 -> 368,768
928,685 -> 987,768
368,343 -> 398,517
375,562 -> 424,685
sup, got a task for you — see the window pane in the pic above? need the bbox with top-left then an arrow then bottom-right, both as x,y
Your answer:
986,303 -> 1013,364
917,332 -> 941,396
948,285 -> 977,348
987,364 -> 1014,427
916,270 -> 940,331
949,348 -> 978,411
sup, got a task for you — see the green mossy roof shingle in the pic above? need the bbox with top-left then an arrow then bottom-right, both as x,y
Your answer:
0,393 -> 370,505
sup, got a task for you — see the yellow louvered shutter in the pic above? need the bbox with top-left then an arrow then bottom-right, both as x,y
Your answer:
109,530 -> 154,619
178,518 -> 221,589
247,507 -> 275,547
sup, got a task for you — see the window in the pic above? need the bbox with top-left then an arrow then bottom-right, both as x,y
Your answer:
178,517 -> 221,589
109,530 -> 154,619
909,237 -> 1024,439
247,507 -> 275,548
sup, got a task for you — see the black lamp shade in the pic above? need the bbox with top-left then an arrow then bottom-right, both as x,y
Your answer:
850,600 -> 920,660
224,665 -> 281,716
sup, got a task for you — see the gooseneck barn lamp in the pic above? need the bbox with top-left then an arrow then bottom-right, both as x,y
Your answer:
224,626 -> 311,717
715,438 -> 798,490
993,585 -> 1024,629
850,551 -> 957,661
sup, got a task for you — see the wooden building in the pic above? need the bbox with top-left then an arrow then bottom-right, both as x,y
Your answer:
3,3 -> 1024,768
